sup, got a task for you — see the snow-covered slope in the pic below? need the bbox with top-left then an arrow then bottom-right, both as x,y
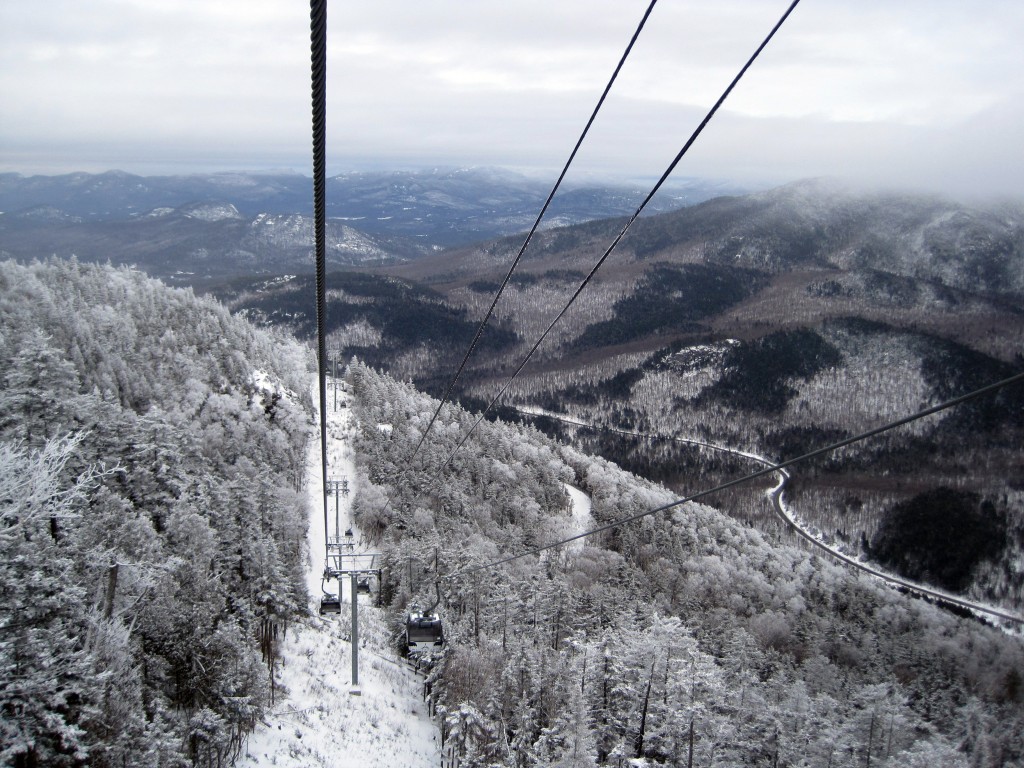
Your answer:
239,378 -> 440,768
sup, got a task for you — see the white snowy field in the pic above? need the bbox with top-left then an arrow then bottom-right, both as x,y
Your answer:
238,378 -> 441,768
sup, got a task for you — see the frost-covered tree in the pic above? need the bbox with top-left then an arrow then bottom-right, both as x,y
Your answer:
0,436 -> 132,766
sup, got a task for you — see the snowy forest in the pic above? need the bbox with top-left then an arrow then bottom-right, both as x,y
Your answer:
216,183 -> 1024,616
0,259 -> 314,766
346,363 -> 1024,767
2,256 -> 1023,767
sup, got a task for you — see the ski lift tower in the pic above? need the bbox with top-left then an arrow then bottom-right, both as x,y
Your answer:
324,532 -> 381,694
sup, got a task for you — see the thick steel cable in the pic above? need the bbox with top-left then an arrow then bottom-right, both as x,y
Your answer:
452,370 -> 1024,596
311,0 -> 330,558
406,0 -> 661,465
429,0 -> 802,480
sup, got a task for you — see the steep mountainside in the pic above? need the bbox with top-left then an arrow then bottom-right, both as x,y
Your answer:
222,180 -> 1024,609
211,271 -> 520,388
7,257 -> 1019,764
342,361 -> 1024,767
0,259 -> 314,766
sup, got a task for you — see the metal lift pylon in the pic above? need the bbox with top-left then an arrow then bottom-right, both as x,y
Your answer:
324,529 -> 381,693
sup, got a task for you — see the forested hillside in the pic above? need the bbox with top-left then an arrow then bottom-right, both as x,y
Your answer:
216,182 -> 1023,610
387,182 -> 1024,609
344,362 -> 1024,767
0,259 -> 314,766
2,255 -> 1021,766
213,271 -> 519,390
508,318 -> 1024,612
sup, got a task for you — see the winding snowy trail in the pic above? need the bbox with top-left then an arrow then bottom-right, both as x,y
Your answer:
515,407 -> 1023,627
239,378 -> 441,768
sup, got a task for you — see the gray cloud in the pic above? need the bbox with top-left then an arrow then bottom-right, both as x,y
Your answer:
3,0 -> 1024,197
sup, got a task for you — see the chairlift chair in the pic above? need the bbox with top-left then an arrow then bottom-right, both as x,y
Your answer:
406,607 -> 443,649
319,592 -> 341,615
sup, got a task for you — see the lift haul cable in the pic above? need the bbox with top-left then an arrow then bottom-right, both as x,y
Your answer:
406,0 -> 661,467
450,370 -> 1024,625
378,0 -> 662,520
374,0 -> 797,521
310,0 -> 330,556
428,0 -> 803,480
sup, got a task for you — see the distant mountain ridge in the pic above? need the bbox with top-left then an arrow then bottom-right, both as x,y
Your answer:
0,200 -> 411,286
636,179 -> 1024,298
0,166 -> 742,253
0,169 -> 311,221
0,167 -> 740,221
397,178 -> 1024,300
0,167 -> 745,285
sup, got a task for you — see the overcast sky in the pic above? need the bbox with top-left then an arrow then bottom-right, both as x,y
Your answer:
3,0 -> 1024,197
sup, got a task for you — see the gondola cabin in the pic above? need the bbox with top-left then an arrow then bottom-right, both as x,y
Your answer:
406,607 -> 443,649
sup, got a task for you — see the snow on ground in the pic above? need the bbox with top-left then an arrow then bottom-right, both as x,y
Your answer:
564,484 -> 594,552
239,377 -> 441,768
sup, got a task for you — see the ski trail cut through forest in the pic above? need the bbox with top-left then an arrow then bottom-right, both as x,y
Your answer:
565,483 -> 594,553
239,376 -> 441,768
